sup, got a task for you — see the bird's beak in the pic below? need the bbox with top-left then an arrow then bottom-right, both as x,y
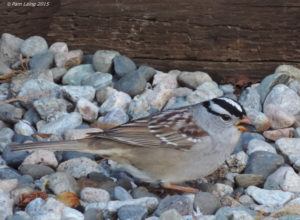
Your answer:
235,115 -> 256,132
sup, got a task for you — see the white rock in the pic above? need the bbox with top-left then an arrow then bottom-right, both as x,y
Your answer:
187,82 -> 223,104
0,189 -> 13,219
160,209 -> 184,220
0,179 -> 18,192
230,210 -> 254,220
49,42 -> 68,55
177,71 -> 212,89
246,186 -> 293,205
22,150 -> 58,168
226,151 -> 248,173
80,187 -> 110,203
99,91 -> 131,115
62,85 -> 96,103
62,207 -> 84,220
14,120 -> 35,136
152,71 -> 178,89
247,139 -> 276,155
275,138 -> 300,164
215,183 -> 233,197
26,198 -> 65,219
275,64 -> 300,80
264,104 -> 295,129
76,98 -> 99,122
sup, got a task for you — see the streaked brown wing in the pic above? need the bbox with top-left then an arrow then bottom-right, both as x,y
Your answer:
89,106 -> 208,149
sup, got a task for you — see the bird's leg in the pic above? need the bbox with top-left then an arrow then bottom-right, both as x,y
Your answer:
164,184 -> 199,194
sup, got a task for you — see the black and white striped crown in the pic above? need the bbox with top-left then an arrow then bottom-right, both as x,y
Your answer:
203,97 -> 246,119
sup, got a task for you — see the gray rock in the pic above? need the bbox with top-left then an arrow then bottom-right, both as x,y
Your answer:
93,50 -> 120,73
98,107 -> 129,125
62,151 -> 95,161
0,83 -> 9,101
295,127 -> 300,138
0,104 -> 23,123
0,168 -> 21,180
0,33 -> 23,66
23,108 -> 41,125
229,210 -> 254,220
246,186 -> 293,205
57,157 -> 99,178
132,187 -> 158,200
18,164 -> 54,179
0,189 -> 13,219
118,205 -> 147,220
115,71 -> 147,97
275,138 -> 300,164
159,209 -> 184,220
193,192 -> 221,215
247,138 -> 276,155
226,151 -> 248,173
29,52 -> 54,70
55,49 -> 83,69
0,59 -> 12,75
47,172 -> 79,195
81,72 -> 113,90
84,208 -> 103,220
219,84 -> 235,94
234,174 -> 265,188
80,187 -> 110,203
246,109 -> 271,132
244,151 -> 284,178
33,96 -> 68,121
2,147 -> 29,169
187,81 -> 223,104
99,91 -> 131,115
14,120 -> 35,136
263,127 -> 294,141
257,72 -> 290,103
113,55 -> 137,78
114,186 -> 133,201
20,36 -> 48,57
51,67 -> 67,82
238,87 -> 262,112
177,71 -> 212,89
264,84 -> 300,116
0,127 -> 14,150
62,85 -> 95,103
38,112 -> 82,135
63,207 -> 84,219
275,64 -> 300,80
76,98 -> 99,122
215,206 -> 257,220
6,211 -> 32,220
62,64 -> 95,85
154,195 -> 192,216
49,42 -> 68,55
18,79 -> 61,97
137,66 -> 156,82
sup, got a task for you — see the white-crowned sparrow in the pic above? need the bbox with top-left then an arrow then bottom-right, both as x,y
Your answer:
10,97 -> 255,191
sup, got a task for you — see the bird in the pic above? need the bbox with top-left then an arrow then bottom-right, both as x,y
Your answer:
10,97 -> 255,193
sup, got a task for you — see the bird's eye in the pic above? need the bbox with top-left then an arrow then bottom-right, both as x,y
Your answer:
221,114 -> 231,121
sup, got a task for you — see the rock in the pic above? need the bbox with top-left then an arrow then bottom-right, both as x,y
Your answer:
229,210 -> 254,220
33,96 -> 68,121
265,166 -> 300,192
247,139 -> 276,155
0,104 -> 23,123
244,151 -> 284,178
264,104 -> 295,129
62,64 -> 95,85
17,175 -> 34,188
113,55 -> 137,78
155,195 -> 192,216
114,186 -> 132,201
2,147 -> 28,169
38,112 -> 82,135
275,64 -> 300,80
96,86 -> 117,104
55,49 -> 83,69
275,138 -> 300,164
0,33 -> 23,66
153,71 -> 178,89
51,67 -> 67,82
237,131 -> 266,153
0,189 -> 13,219
0,59 -> 12,75
226,151 -> 248,173
257,73 -> 290,103
49,42 -> 68,55
137,66 -> 156,82
80,187 -> 110,203
47,172 -> 79,195
20,36 -> 48,57
177,71 -> 212,89
84,208 -> 103,220
271,197 -> 300,217
127,93 -> 151,120
99,91 -> 131,115
14,120 -> 35,136
76,98 -> 99,122
18,79 -> 61,97
64,128 -> 102,140
263,128 -> 294,141
81,72 -> 113,90
0,168 -> 21,180
29,52 -> 54,70
11,186 -> 34,204
98,107 -> 129,125
18,164 -> 54,179
187,81 -> 223,104
22,150 -> 58,167
295,127 -> 300,138
246,186 -> 293,205
86,197 -> 159,214
115,71 -> 147,96
93,50 -> 120,73
62,151 -> 95,161
214,183 -> 234,197
0,83 -> 9,101
0,127 -> 14,150
118,205 -> 148,220
57,157 -> 99,178
132,187 -> 158,200
215,206 -> 257,220
219,84 -> 235,94
62,85 -> 95,103
62,206 -> 84,220
159,209 -> 184,220
193,192 -> 221,215
264,84 -> 300,117
246,110 -> 271,132
0,179 -> 18,192
234,174 -> 265,188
